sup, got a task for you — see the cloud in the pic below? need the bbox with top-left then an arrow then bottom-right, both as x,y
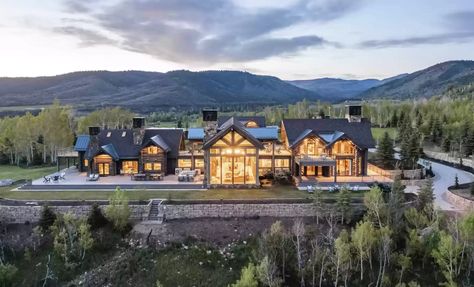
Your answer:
55,0 -> 360,63
358,10 -> 474,48
53,26 -> 116,47
358,32 -> 474,48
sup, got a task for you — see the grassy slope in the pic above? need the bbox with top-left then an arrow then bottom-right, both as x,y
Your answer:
371,127 -> 397,142
0,165 -> 56,180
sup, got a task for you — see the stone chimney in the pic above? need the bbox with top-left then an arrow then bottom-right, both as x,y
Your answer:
345,102 -> 362,122
132,117 -> 145,145
202,109 -> 218,142
88,126 -> 101,152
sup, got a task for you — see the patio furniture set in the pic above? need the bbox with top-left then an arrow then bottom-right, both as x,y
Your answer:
176,168 -> 201,182
43,172 -> 66,183
131,173 -> 163,181
86,174 -> 100,181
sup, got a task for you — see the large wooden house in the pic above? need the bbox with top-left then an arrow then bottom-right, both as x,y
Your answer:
75,104 -> 375,188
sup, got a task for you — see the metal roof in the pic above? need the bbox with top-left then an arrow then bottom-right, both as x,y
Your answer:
150,135 -> 171,152
187,127 -> 278,141
188,128 -> 205,140
246,127 -> 278,140
74,135 -> 90,152
101,144 -> 120,161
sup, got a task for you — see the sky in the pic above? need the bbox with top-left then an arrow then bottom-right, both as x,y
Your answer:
0,0 -> 473,80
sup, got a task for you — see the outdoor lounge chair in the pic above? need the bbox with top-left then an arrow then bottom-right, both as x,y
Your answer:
52,175 -> 59,182
87,174 -> 99,181
43,176 -> 51,183
59,172 -> 66,180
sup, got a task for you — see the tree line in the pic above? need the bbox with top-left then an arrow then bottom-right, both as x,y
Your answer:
231,179 -> 474,287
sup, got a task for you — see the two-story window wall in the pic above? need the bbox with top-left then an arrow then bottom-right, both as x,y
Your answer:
209,131 -> 258,185
330,139 -> 358,176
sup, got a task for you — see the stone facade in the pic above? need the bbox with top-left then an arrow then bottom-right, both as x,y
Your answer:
446,190 -> 474,210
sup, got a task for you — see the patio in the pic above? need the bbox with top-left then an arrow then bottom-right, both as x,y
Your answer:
23,167 -> 205,190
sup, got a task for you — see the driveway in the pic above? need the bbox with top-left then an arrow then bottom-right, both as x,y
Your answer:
425,159 -> 474,211
371,149 -> 474,211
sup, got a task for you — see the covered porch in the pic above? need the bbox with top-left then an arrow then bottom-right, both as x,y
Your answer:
295,155 -> 337,182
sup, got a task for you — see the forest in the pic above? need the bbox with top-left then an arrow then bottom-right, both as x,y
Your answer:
1,180 -> 474,286
0,94 -> 473,168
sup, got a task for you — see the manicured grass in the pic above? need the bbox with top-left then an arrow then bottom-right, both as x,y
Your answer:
0,185 -> 366,201
371,127 -> 397,142
0,165 -> 56,180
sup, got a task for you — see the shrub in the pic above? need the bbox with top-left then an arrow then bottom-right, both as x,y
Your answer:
454,174 -> 459,189
87,203 -> 109,230
0,263 -> 18,287
39,205 -> 56,234
274,170 -> 292,185
105,187 -> 131,233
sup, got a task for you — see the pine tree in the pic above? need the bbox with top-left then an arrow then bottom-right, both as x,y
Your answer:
417,177 -> 434,213
39,205 -> 57,234
377,131 -> 395,168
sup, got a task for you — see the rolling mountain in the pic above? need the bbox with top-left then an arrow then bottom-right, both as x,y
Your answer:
360,60 -> 474,99
0,70 -> 322,112
287,74 -> 407,100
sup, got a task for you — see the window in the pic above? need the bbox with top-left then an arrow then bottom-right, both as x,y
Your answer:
259,158 -> 272,175
275,159 -> 290,168
275,158 -> 290,171
106,132 -> 112,137
245,121 -> 259,128
144,162 -> 162,171
142,146 -> 161,155
122,131 -> 126,137
122,161 -> 138,174
194,158 -> 204,169
178,158 -> 192,168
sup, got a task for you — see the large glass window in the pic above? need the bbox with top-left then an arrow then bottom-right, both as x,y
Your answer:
337,159 -> 352,176
210,157 -> 221,184
209,130 -> 259,185
259,158 -> 272,175
275,158 -> 290,172
178,158 -> 192,168
144,162 -> 162,172
122,161 -> 138,174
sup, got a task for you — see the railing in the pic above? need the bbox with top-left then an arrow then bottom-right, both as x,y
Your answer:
57,147 -> 77,157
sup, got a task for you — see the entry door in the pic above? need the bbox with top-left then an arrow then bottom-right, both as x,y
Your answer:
98,163 -> 110,176
306,166 -> 316,176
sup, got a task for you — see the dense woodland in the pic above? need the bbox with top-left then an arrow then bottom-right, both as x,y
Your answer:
0,89 -> 473,167
2,181 -> 474,286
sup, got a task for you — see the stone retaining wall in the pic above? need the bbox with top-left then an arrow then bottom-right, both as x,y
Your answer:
446,190 -> 474,210
160,203 -> 364,219
0,204 -> 149,224
1,202 -> 365,224
368,164 -> 423,180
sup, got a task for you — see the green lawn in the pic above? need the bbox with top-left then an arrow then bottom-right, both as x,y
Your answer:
0,185 -> 366,201
371,127 -> 397,142
0,165 -> 56,180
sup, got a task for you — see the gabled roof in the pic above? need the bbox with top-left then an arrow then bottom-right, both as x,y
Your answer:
86,128 -> 184,160
203,117 -> 264,149
143,129 -> 183,158
148,135 -> 171,152
290,129 -> 351,149
74,135 -> 90,152
218,116 -> 266,127
101,144 -> 120,160
282,118 -> 375,149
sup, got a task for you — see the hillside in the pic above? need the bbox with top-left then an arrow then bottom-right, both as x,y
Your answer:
0,70 -> 321,112
287,74 -> 407,100
361,60 -> 474,99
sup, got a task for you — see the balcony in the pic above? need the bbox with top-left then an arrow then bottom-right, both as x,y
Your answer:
295,155 -> 336,166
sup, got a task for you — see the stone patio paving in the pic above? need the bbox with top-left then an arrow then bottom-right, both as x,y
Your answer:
30,167 -> 203,186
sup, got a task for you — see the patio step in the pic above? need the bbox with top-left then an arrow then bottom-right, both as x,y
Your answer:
148,200 -> 164,223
